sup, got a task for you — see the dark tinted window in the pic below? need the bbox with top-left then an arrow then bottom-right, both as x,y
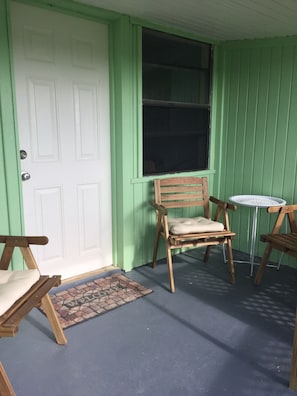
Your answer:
142,29 -> 212,176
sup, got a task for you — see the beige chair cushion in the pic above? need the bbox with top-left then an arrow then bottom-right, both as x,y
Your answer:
0,269 -> 40,316
168,216 -> 224,235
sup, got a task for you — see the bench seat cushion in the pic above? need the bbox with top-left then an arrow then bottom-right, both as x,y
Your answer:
0,269 -> 40,316
168,217 -> 224,235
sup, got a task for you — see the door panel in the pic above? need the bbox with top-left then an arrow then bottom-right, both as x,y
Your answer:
11,2 -> 112,279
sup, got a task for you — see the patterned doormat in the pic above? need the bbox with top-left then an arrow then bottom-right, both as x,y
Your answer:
44,273 -> 153,329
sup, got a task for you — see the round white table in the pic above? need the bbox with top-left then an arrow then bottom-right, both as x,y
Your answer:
229,195 -> 286,276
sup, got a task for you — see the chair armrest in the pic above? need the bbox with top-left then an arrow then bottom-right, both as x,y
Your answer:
209,196 -> 237,212
209,196 -> 236,230
267,204 -> 297,214
266,204 -> 297,234
0,236 -> 48,247
150,200 -> 168,216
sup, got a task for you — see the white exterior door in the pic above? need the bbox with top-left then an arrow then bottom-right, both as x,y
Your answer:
11,2 -> 113,279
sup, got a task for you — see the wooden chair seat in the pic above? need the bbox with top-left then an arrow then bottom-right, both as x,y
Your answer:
0,275 -> 61,337
261,233 -> 297,255
168,230 -> 236,247
168,216 -> 225,234
151,177 -> 237,293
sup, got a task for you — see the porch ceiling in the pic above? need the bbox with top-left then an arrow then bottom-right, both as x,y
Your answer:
75,0 -> 297,41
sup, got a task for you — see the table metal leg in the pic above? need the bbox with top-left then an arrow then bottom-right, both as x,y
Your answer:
233,205 -> 265,276
249,206 -> 259,276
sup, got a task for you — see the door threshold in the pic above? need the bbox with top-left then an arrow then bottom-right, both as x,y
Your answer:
61,266 -> 121,286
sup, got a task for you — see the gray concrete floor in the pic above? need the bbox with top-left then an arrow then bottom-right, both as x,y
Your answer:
1,247 -> 297,396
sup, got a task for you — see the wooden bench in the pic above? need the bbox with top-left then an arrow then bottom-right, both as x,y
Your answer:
253,205 -> 297,390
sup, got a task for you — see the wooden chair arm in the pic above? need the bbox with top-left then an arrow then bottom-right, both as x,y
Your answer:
209,196 -> 236,230
0,236 -> 49,271
0,236 -> 48,247
150,201 -> 168,216
210,196 -> 237,212
267,204 -> 297,214
266,204 -> 297,234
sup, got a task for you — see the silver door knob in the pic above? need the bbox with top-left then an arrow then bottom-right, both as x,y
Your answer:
21,171 -> 30,181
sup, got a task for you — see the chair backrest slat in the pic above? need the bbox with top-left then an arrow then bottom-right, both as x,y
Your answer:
154,176 -> 210,217
161,192 -> 205,201
163,201 -> 204,209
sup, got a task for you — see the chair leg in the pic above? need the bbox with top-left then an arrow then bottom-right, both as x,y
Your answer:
290,306 -> 297,390
19,246 -> 67,345
0,362 -> 16,396
166,246 -> 175,293
152,220 -> 162,268
226,239 -> 236,284
204,246 -> 211,263
152,232 -> 160,268
41,294 -> 67,345
205,245 -> 227,264
254,244 -> 273,286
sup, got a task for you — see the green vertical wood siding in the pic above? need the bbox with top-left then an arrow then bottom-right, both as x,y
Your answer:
216,39 -> 297,264
110,17 -> 140,270
0,0 -> 23,236
112,21 -> 219,271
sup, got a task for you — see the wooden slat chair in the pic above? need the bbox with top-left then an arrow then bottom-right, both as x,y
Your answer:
151,177 -> 237,293
254,204 -> 297,286
0,235 -> 67,395
253,205 -> 297,390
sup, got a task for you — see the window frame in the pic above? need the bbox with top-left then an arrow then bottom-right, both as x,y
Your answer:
141,27 -> 213,177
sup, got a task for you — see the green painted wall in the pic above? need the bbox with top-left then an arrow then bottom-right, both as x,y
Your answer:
215,38 -> 297,264
0,0 -> 23,236
114,21 -> 219,270
2,0 -> 297,273
110,17 -> 139,269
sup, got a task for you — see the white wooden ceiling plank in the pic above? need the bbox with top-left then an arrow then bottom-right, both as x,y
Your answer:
75,0 -> 297,40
